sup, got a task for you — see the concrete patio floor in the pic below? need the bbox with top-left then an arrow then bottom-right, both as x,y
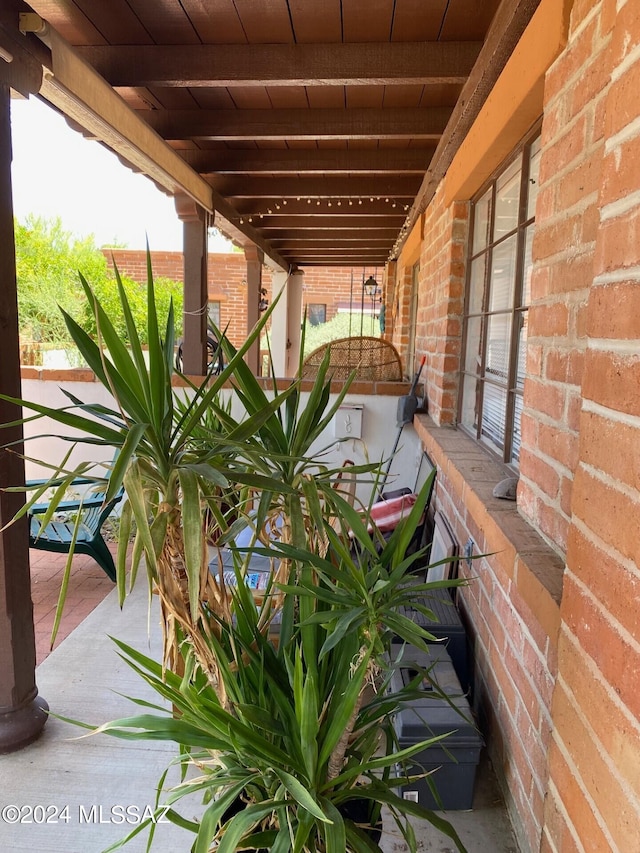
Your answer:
1,556 -> 520,853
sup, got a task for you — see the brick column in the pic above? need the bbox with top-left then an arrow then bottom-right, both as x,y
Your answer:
0,85 -> 48,752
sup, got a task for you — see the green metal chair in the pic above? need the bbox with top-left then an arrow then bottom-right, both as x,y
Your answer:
27,478 -> 124,582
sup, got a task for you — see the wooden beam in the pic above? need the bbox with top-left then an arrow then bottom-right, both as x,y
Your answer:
292,255 -> 389,265
272,239 -> 393,250
267,231 -> 398,242
208,175 -> 421,198
178,147 -> 435,175
295,258 -> 388,266
0,21 -> 43,96
251,215 -> 405,229
143,107 -> 451,141
0,83 -> 48,753
77,42 -> 482,87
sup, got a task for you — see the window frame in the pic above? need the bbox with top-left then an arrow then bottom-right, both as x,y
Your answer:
458,123 -> 541,469
307,303 -> 327,326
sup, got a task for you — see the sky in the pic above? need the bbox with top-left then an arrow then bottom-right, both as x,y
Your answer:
9,95 -> 233,253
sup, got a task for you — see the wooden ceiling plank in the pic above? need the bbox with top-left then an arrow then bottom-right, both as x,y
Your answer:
74,42 -> 481,87
382,83 -> 425,108
287,0 -> 342,43
229,87 -> 272,109
25,0 -> 107,45
125,0 -> 201,45
143,107 -> 451,140
190,87 -> 237,109
307,86 -> 345,109
390,0 -> 448,42
232,0 -> 294,44
146,86 -> 199,110
440,0 -> 502,40
266,85 -> 310,109
345,85 -> 385,110
342,0 -> 394,43
60,0 -> 153,45
180,0 -> 247,44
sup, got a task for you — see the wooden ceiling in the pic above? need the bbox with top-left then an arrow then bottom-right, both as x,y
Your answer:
5,0 -> 541,270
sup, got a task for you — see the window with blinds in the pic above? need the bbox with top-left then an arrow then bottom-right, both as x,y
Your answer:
459,126 -> 541,467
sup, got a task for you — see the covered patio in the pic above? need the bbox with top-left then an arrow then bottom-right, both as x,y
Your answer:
0,0 -> 533,751
1,551 -> 518,852
2,2 -> 640,852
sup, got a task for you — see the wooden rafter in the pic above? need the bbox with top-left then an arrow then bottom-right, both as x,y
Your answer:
76,42 -> 482,88
207,176 -> 421,198
144,107 -> 451,141
177,147 -> 436,175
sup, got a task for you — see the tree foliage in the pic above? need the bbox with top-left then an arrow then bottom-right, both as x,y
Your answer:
15,215 -> 108,344
78,272 -> 183,344
302,310 -> 380,356
15,215 -> 183,347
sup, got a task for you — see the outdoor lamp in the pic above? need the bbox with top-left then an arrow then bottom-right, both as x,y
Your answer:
364,275 -> 379,299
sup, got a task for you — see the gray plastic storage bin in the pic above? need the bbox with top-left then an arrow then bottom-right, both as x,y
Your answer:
391,644 -> 482,810
392,586 -> 471,694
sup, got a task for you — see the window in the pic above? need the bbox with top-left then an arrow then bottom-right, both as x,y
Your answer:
208,301 -> 221,328
406,262 -> 420,377
307,304 -> 326,326
459,128 -> 541,467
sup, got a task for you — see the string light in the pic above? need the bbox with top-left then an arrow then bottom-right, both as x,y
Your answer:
230,196 -> 412,235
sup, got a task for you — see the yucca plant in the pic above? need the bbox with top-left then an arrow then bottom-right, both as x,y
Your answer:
71,469 -> 468,853
0,253 -> 299,697
2,254 -> 471,851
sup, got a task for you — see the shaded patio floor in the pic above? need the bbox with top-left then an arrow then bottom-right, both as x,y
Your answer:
2,552 -> 520,853
30,548 -> 115,665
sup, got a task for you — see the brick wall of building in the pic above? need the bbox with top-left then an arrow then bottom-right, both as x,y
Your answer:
410,176 -> 560,851
541,1 -> 640,850
402,2 -> 640,851
516,0 -> 601,557
104,249 -> 383,352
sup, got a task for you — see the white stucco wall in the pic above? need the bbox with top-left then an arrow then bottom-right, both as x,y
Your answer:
19,376 -> 421,505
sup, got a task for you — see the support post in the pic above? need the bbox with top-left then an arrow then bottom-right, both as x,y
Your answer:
176,195 -> 209,376
269,270 -> 289,377
286,270 -> 304,377
269,269 -> 304,378
0,85 -> 48,753
244,246 -> 264,375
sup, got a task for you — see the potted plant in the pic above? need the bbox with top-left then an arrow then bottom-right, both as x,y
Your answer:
1,255 -> 469,851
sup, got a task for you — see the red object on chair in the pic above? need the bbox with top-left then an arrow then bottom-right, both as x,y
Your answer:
367,493 -> 419,533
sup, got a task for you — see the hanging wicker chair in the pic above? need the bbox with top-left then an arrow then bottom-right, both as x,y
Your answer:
301,336 -> 403,381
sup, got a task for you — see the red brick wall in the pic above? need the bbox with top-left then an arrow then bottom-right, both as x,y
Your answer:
516,0 -> 600,555
104,250 -> 376,349
408,174 -> 559,851
403,3 -> 640,852
542,1 -> 640,850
